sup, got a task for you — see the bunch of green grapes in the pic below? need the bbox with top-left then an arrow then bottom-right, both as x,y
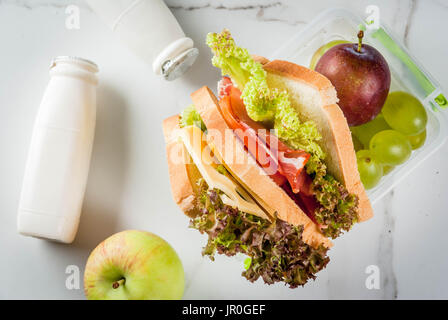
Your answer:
352,91 -> 427,189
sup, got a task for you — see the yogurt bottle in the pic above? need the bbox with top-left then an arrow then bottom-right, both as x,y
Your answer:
17,56 -> 98,243
86,0 -> 198,80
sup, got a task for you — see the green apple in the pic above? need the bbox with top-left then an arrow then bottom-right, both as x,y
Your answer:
84,230 -> 184,300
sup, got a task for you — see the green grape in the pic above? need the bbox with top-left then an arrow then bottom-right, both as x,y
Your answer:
351,114 -> 390,147
382,165 -> 394,175
309,40 -> 349,70
356,150 -> 383,189
370,130 -> 412,165
351,133 -> 364,151
407,129 -> 426,150
382,91 -> 427,135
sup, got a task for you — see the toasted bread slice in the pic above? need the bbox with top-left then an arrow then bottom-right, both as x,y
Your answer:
191,87 -> 333,249
263,60 -> 373,222
162,115 -> 201,218
251,54 -> 270,65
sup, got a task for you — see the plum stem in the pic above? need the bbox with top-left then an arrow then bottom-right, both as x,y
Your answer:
357,30 -> 364,52
112,278 -> 125,289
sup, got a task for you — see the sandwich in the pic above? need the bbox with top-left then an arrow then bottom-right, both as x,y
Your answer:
162,30 -> 373,287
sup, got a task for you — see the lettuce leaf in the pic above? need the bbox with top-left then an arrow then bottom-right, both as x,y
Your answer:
206,29 -> 275,122
311,162 -> 359,238
190,179 -> 330,288
179,104 -> 206,131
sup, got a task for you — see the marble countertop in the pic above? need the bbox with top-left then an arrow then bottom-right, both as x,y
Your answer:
1,0 -> 447,299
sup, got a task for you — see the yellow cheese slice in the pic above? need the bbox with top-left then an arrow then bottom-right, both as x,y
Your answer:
206,136 -> 277,219
179,126 -> 271,221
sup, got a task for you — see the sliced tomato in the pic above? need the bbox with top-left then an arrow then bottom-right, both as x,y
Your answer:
300,194 -> 319,221
228,86 -> 265,130
219,96 -> 241,131
281,183 -> 319,224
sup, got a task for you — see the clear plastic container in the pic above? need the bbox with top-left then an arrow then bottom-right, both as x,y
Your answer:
271,8 -> 448,204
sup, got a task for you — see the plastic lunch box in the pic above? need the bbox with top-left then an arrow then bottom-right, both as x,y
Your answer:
271,8 -> 448,204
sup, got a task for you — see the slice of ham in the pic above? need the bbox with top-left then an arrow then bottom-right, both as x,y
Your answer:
218,76 -> 234,99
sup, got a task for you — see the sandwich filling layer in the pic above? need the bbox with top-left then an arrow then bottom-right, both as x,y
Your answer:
203,29 -> 360,239
177,121 -> 330,287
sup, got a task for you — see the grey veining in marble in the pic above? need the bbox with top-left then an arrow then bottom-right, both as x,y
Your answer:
378,191 -> 398,299
0,0 -> 447,299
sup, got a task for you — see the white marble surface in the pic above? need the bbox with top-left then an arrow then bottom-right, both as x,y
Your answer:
1,0 -> 447,299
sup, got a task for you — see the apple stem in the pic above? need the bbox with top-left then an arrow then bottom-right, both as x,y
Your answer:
112,278 -> 125,289
357,30 -> 364,52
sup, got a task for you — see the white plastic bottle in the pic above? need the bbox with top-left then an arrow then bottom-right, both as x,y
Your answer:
86,0 -> 198,80
17,56 -> 98,243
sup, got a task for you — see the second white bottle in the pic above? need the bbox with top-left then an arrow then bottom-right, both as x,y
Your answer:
17,56 -> 98,243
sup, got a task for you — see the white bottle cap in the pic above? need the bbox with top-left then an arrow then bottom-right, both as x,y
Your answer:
153,38 -> 199,81
50,56 -> 98,73
50,56 -> 99,84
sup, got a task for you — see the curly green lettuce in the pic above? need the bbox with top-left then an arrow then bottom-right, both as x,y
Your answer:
311,162 -> 359,238
190,179 -> 329,288
274,98 -> 325,172
179,104 -> 206,131
206,29 -> 274,122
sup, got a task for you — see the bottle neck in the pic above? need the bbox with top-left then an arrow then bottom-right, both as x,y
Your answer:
50,57 -> 98,85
